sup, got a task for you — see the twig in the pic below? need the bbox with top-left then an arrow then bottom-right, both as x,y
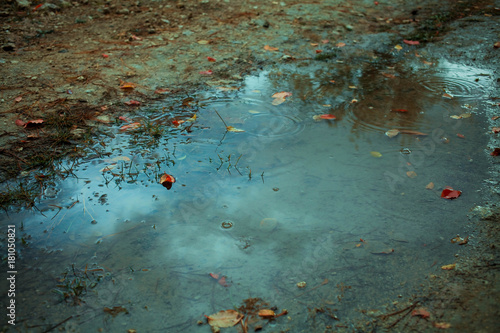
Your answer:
215,110 -> 228,128
42,315 -> 73,333
380,302 -> 419,329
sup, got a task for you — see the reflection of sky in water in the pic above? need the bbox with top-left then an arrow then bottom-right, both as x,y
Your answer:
2,59 -> 495,331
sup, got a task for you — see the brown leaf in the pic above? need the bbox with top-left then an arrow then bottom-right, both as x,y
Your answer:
206,310 -> 243,328
411,308 -> 430,319
399,129 -> 428,136
385,129 -> 400,138
406,171 -> 417,178
258,309 -> 276,318
264,45 -> 279,51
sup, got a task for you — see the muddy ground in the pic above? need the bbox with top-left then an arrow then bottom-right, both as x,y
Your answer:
1,0 -> 499,332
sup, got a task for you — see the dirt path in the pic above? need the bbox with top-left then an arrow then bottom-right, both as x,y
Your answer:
1,0 -> 499,332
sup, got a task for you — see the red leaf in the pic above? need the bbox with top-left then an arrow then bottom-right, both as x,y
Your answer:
391,109 -> 408,112
209,272 -> 220,280
199,70 -> 213,75
218,276 -> 229,287
441,187 -> 462,199
491,148 -> 500,156
33,4 -> 43,11
207,56 -> 216,62
124,100 -> 141,106
315,50 -> 322,54
160,173 -> 176,190
102,54 -> 109,58
492,127 -> 500,133
15,119 -> 25,126
456,133 -> 465,138
119,122 -> 141,131
172,120 -> 181,127
403,39 -> 420,45
118,116 -> 131,123
14,96 -> 22,102
320,114 -> 336,119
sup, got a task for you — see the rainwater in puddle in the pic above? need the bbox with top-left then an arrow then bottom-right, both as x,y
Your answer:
1,56 -> 495,332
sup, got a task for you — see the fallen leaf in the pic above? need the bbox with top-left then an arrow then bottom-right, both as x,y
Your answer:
403,39 -> 420,45
160,173 -> 176,190
494,41 -> 500,49
370,151 -> 382,158
336,42 -> 346,47
186,114 -> 197,122
102,54 -> 109,58
348,85 -> 358,89
14,96 -> 22,102
460,113 -> 471,118
130,34 -> 142,41
315,49 -> 322,54
423,60 -> 434,65
394,44 -> 403,50
209,273 -> 220,280
351,98 -> 358,103
100,164 -> 117,172
371,248 -> 394,255
492,127 -> 500,133
217,276 -> 230,287
399,129 -> 428,136
456,133 -> 465,138
258,310 -> 276,318
124,100 -> 141,106
321,40 -> 329,44
492,116 -> 500,120
441,263 -> 456,270
425,182 -> 435,189
206,310 -> 243,328
406,171 -> 417,178
411,308 -> 430,318
207,56 -> 216,62
120,82 -> 137,89
450,115 -> 462,119
310,43 -> 319,46
104,306 -> 128,317
264,45 -> 279,51
382,73 -> 396,79
120,122 -> 141,131
119,116 -> 131,123
433,322 -> 451,329
442,93 -> 453,99
226,126 -> 245,132
15,119 -> 25,126
108,156 -> 131,162
313,114 -> 336,120
441,187 -> 461,199
385,129 -> 400,138
23,119 -> 44,128
271,91 -> 292,105
491,148 -> 500,156
197,40 -> 210,44
391,109 -> 408,112
199,70 -> 213,75
154,88 -> 170,94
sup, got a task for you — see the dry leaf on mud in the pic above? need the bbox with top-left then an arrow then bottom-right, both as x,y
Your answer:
205,310 -> 243,328
264,45 -> 279,51
411,308 -> 430,318
160,173 -> 176,190
441,263 -> 456,270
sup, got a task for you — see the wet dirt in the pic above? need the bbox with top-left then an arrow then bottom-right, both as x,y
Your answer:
1,0 -> 499,332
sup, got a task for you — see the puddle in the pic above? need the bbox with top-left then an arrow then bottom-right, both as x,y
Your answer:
1,55 -> 495,332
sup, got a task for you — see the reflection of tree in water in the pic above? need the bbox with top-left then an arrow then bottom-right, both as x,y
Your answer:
265,58 -> 426,139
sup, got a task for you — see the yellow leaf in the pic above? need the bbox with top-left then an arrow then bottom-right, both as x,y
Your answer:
425,182 -> 435,189
248,110 -> 261,114
450,115 -> 462,119
385,129 -> 400,138
433,322 -> 451,329
206,310 -> 243,328
186,114 -> 197,122
197,40 -> 210,44
226,126 -> 245,132
370,151 -> 382,158
258,309 -> 276,318
348,85 -> 358,89
441,264 -> 456,270
395,44 -> 403,50
460,113 -> 471,118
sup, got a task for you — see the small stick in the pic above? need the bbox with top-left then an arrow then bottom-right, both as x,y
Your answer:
215,110 -> 228,128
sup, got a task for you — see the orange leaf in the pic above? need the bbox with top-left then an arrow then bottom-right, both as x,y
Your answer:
102,54 -> 109,58
258,309 -> 276,318
313,114 -> 336,120
336,42 -> 346,47
14,96 -> 22,102
120,82 -> 136,89
209,273 -> 220,280
271,91 -> 292,105
456,133 -> 465,138
119,122 -> 141,131
160,173 -> 176,190
441,187 -> 461,199
218,276 -> 229,287
118,116 -> 131,123
207,56 -> 216,62
442,93 -> 453,99
264,45 -> 279,51
441,263 -> 456,270
315,49 -> 322,54
425,182 -> 435,190
403,39 -> 420,45
406,171 -> 417,178
154,88 -> 170,94
206,310 -> 243,328
411,308 -> 430,318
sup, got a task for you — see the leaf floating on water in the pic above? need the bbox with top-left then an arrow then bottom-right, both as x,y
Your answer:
103,306 -> 128,317
399,129 -> 428,136
258,309 -> 276,318
371,248 -> 394,255
442,93 -> 453,99
108,156 -> 131,162
441,186 -> 461,199
226,126 -> 245,132
406,171 -> 417,178
120,122 -> 141,131
197,40 -> 210,44
425,182 -> 435,190
271,91 -> 292,105
441,263 -> 456,270
370,151 -> 382,158
119,81 -> 137,90
160,173 -> 176,190
492,127 -> 500,133
100,164 -> 117,172
385,129 -> 400,138
450,115 -> 462,119
248,110 -> 261,114
456,133 -> 465,138
313,114 -> 336,120
336,42 -> 346,47
205,310 -> 243,328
